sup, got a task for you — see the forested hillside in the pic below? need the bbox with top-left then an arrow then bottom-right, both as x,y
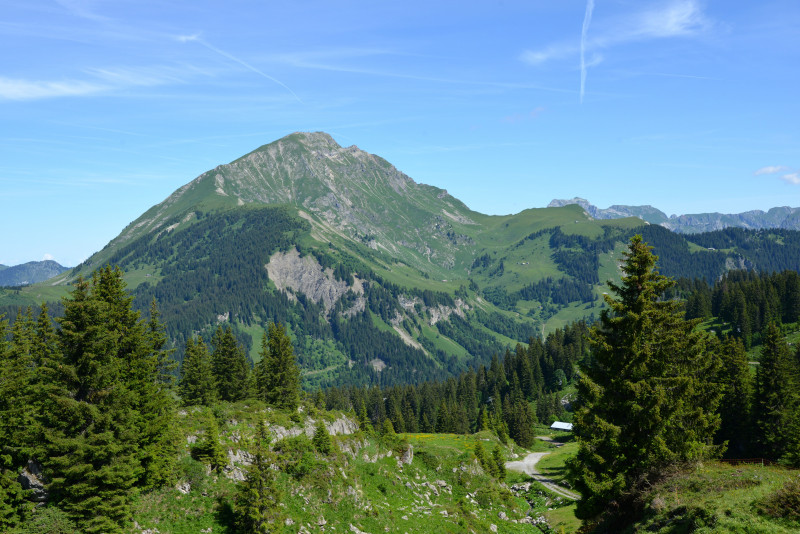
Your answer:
4,133 -> 800,391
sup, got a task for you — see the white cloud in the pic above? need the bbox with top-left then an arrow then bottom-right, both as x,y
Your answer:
521,0 -> 711,68
754,165 -> 790,175
42,253 -> 54,261
520,45 -> 574,65
632,0 -> 709,39
0,77 -> 107,100
781,173 -> 800,185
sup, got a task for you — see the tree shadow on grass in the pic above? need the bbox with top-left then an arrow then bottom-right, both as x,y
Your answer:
214,497 -> 236,534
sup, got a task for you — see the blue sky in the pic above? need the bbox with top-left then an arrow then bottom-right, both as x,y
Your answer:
2,0 -> 799,266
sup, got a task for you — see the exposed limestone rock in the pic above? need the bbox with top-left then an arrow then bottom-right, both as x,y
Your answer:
224,467 -> 246,481
265,249 -> 364,312
268,415 -> 358,441
369,358 -> 387,372
227,448 -> 254,467
326,416 -> 359,435
400,445 -> 414,465
176,482 -> 191,494
428,298 -> 469,326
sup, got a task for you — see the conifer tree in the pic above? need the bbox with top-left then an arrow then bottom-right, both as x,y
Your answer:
754,323 -> 800,463
179,336 -> 218,406
312,421 -> 334,455
257,323 -> 301,410
211,325 -> 251,402
0,314 -> 33,529
193,413 -> 227,472
38,274 -> 142,533
716,336 -> 753,456
234,421 -> 283,533
568,236 -> 722,521
34,267 -> 178,532
491,444 -> 506,480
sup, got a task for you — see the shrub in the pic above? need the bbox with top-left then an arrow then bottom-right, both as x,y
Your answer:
756,476 -> 800,519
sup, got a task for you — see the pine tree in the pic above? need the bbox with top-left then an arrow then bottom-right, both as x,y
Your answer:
0,314 -> 33,529
234,421 -> 283,533
38,273 -> 142,533
754,323 -> 800,463
179,336 -> 218,406
716,336 -> 753,456
257,323 -> 301,410
135,299 -> 179,490
193,413 -> 227,472
568,236 -> 722,521
34,267 -> 178,532
211,325 -> 250,402
312,421 -> 334,455
491,444 -> 506,480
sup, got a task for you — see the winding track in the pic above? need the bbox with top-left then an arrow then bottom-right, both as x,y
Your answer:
505,447 -> 580,501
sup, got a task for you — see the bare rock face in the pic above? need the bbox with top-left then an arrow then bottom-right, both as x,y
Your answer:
18,460 -> 47,503
326,416 -> 359,436
265,249 -> 363,312
400,445 -> 414,465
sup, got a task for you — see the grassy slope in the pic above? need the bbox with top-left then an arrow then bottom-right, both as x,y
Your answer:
630,462 -> 800,533
128,402 -> 537,534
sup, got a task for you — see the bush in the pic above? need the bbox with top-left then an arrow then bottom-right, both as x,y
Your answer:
178,456 -> 208,493
756,476 -> 800,519
18,507 -> 79,534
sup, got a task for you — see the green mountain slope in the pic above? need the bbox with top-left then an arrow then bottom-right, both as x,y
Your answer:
5,132 -> 800,388
0,260 -> 68,287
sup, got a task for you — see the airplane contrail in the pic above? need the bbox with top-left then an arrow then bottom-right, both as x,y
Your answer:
580,0 -> 595,104
179,34 -> 303,103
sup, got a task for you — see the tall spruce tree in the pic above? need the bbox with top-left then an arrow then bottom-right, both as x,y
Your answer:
234,421 -> 283,533
0,313 -> 34,529
716,336 -> 753,457
211,325 -> 251,402
179,336 -> 218,406
568,236 -> 722,522
754,323 -> 800,463
256,323 -> 300,410
34,267 -> 177,533
38,273 -> 142,533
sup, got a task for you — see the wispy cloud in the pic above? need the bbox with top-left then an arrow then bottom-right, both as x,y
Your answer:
580,0 -> 595,104
54,0 -> 111,22
0,63 -> 207,101
754,165 -> 790,175
0,77 -> 107,100
521,0 -> 711,100
781,173 -> 800,185
177,34 -> 303,103
272,49 -> 578,95
520,45 -> 574,66
42,253 -> 54,261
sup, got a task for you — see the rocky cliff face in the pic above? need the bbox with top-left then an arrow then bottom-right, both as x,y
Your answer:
265,248 -> 365,314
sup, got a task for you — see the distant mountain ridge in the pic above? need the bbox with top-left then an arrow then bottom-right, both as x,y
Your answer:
0,260 -> 68,287
547,197 -> 800,233
5,132 -> 800,389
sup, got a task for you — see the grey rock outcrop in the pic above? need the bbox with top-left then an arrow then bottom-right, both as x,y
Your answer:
18,460 -> 47,502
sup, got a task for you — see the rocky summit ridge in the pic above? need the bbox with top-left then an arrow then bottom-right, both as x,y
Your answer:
548,197 -> 800,233
109,131 -> 478,273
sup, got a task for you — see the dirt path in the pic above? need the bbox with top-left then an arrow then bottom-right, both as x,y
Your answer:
506,451 -> 580,501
